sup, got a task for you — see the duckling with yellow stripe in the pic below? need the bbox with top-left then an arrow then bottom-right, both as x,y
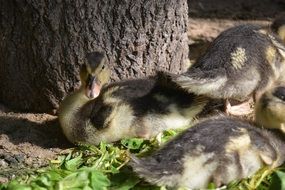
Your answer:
58,52 -> 211,145
130,83 -> 285,189
171,21 -> 285,115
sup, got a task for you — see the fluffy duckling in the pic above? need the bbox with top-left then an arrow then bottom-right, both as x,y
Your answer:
271,12 -> 285,43
58,52 -> 210,145
58,52 -> 110,143
171,24 -> 285,115
130,84 -> 285,189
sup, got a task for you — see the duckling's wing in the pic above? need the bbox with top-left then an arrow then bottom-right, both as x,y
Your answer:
102,78 -> 156,101
171,69 -> 228,97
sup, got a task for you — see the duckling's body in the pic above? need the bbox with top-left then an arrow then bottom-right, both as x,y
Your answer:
171,24 -> 285,113
58,52 -> 209,145
130,84 -> 285,189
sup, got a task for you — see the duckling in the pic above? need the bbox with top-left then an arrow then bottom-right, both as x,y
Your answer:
58,52 -> 111,143
271,12 -> 285,43
170,24 -> 285,115
130,83 -> 285,189
58,52 -> 210,145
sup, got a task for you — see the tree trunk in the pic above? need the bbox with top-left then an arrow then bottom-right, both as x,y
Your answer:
0,0 -> 189,113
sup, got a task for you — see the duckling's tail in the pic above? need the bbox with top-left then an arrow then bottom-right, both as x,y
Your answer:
129,155 -> 178,187
171,72 -> 227,97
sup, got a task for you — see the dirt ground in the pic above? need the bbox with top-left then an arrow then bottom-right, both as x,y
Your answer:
0,0 -> 284,184
0,108 -> 71,183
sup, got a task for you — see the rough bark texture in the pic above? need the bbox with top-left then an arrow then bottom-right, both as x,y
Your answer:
0,0 -> 189,113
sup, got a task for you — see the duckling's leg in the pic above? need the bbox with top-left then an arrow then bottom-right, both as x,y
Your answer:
225,98 -> 253,116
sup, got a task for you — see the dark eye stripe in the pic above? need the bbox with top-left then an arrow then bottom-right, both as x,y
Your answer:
273,86 -> 285,101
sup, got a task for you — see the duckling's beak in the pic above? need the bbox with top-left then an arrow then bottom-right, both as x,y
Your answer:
85,75 -> 101,99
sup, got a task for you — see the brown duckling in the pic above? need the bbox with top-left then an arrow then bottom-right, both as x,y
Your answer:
58,52 -> 210,145
170,24 -> 285,115
130,83 -> 285,189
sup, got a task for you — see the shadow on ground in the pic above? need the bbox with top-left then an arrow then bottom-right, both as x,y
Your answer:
0,115 -> 69,148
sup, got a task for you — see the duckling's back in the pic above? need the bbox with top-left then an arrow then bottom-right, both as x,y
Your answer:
130,116 -> 285,189
126,72 -> 210,137
130,72 -> 206,115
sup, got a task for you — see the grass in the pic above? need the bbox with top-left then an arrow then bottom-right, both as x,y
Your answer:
1,129 -> 285,190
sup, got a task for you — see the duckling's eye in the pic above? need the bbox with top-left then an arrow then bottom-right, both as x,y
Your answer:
102,65 -> 105,70
273,87 -> 285,102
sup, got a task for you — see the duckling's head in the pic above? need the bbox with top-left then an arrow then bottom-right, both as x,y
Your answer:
80,52 -> 111,99
255,83 -> 285,131
271,12 -> 285,43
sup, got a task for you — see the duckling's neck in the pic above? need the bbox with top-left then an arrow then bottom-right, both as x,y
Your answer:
58,87 -> 90,142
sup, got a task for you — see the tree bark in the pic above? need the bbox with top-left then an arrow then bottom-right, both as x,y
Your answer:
0,0 -> 189,113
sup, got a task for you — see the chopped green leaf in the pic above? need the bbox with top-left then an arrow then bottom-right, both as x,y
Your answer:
89,170 -> 110,190
64,154 -> 83,171
269,171 -> 285,190
121,138 -> 145,150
